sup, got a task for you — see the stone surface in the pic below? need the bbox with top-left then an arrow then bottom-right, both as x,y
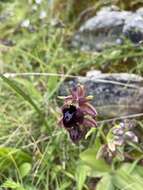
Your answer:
72,6 -> 143,51
59,70 -> 143,118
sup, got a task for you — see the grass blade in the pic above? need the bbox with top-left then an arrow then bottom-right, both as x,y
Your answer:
0,75 -> 47,125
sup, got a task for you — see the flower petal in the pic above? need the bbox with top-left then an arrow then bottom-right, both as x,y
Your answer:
75,108 -> 84,124
86,95 -> 93,101
63,95 -> 73,103
70,87 -> 78,99
80,102 -> 97,116
68,126 -> 83,143
70,84 -> 85,100
125,131 -> 138,143
112,128 -> 124,136
108,140 -> 116,152
77,84 -> 85,97
114,138 -> 124,146
83,117 -> 97,127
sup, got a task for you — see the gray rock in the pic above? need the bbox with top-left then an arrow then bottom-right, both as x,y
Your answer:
72,6 -> 143,51
59,70 -> 143,118
123,14 -> 143,43
136,7 -> 143,17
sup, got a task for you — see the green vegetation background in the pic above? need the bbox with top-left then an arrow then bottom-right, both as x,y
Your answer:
0,0 -> 143,190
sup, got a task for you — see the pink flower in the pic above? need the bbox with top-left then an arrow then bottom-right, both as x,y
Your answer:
59,84 -> 97,142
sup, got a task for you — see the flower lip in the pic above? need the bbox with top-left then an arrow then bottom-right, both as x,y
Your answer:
62,105 -> 84,128
69,125 -> 83,142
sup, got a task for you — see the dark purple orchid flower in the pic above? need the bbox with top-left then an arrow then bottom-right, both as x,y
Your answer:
59,84 -> 97,143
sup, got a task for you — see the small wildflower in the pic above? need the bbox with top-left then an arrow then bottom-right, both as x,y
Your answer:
51,19 -> 65,28
35,0 -> 42,5
58,84 -> 97,143
112,128 -> 124,136
118,122 -> 125,129
39,11 -> 47,19
21,19 -> 30,28
125,131 -> 138,143
107,120 -> 138,152
32,4 -> 38,11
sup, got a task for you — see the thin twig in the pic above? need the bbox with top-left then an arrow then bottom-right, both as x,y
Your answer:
1,72 -> 140,88
97,112 -> 143,125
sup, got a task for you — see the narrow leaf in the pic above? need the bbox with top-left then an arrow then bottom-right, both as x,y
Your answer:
2,179 -> 26,190
96,174 -> 114,190
75,164 -> 88,190
80,148 -> 111,173
0,147 -> 31,172
19,162 -> 31,178
113,169 -> 143,190
0,75 -> 41,115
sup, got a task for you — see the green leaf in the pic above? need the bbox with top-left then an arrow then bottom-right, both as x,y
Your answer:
117,162 -> 143,180
0,75 -> 41,116
0,147 -> 31,172
0,75 -> 48,127
85,127 -> 97,139
47,68 -> 58,93
16,78 -> 42,101
88,170 -> 108,178
96,174 -> 114,190
19,162 -> 32,178
75,164 -> 88,190
113,167 -> 143,190
1,179 -> 26,190
80,148 -> 111,173
134,165 -> 143,178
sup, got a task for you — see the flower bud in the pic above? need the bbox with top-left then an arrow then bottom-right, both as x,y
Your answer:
112,128 -> 124,136
125,131 -> 138,143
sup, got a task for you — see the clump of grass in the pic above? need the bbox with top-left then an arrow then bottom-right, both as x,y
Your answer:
0,74 -> 82,189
